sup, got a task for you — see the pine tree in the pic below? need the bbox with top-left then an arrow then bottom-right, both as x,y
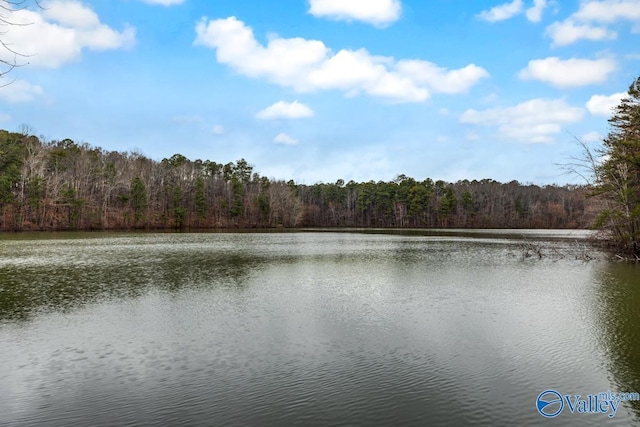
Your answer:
172,185 -> 186,228
130,177 -> 148,226
194,176 -> 207,222
596,76 -> 640,256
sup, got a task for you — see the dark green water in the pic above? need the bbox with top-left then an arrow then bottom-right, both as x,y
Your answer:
0,230 -> 639,426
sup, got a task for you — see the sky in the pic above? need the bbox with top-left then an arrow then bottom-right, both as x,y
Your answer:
0,0 -> 639,185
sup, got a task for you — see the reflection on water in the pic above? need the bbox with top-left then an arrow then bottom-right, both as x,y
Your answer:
0,231 -> 638,426
595,263 -> 640,422
0,234 -> 270,321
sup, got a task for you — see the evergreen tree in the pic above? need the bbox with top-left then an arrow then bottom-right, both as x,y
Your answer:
230,177 -> 244,218
172,185 -> 186,228
194,176 -> 207,222
60,184 -> 83,229
130,177 -> 148,225
595,76 -> 640,255
0,131 -> 24,206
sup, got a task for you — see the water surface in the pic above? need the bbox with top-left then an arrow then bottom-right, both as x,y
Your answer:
0,230 -> 639,426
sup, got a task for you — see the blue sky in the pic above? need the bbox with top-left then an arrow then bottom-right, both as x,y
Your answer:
1,0 -> 639,184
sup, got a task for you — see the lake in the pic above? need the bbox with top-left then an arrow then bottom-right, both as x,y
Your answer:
1,230 -> 639,426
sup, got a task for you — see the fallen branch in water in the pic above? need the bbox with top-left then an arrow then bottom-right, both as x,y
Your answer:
521,240 -> 543,259
517,237 -> 595,262
614,254 -> 640,262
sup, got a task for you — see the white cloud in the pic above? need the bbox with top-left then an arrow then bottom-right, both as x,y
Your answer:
195,17 -> 329,89
526,0 -> 548,22
194,17 -> 488,103
546,20 -> 616,46
43,0 -> 100,27
477,0 -> 548,23
305,48 -> 429,101
141,0 -> 185,5
460,98 -> 584,143
573,0 -> 640,23
257,101 -> 314,120
211,124 -> 225,135
0,1 -> 135,69
274,133 -> 299,145
546,0 -> 640,46
582,131 -> 603,142
586,92 -> 626,116
0,80 -> 44,103
477,0 -> 524,22
308,0 -> 401,27
519,57 -> 617,88
395,60 -> 489,94
0,113 -> 11,122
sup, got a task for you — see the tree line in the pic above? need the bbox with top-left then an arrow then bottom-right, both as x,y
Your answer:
0,129 -> 598,232
297,177 -> 594,229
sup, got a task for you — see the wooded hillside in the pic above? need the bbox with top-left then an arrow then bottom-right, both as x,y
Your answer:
0,130 -> 597,231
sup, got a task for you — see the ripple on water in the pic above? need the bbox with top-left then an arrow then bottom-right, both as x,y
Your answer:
0,232 -> 638,426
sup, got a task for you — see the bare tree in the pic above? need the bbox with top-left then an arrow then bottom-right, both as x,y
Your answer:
0,0 -> 39,83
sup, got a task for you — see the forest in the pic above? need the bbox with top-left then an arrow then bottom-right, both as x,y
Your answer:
0,129 -> 598,232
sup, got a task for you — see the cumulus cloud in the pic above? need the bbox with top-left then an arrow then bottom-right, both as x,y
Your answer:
573,0 -> 640,23
194,17 -> 488,103
519,57 -> 617,88
256,101 -> 314,120
526,0 -> 548,22
0,0 -> 135,69
395,60 -> 489,94
586,92 -> 626,116
546,0 -> 640,46
0,80 -> 44,103
477,0 -> 524,22
546,20 -> 616,46
308,0 -> 401,27
274,133 -> 299,145
141,0 -> 185,5
460,98 -> 584,143
43,0 -> 101,27
305,48 -> 429,101
478,0 -> 548,23
195,17 -> 329,88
